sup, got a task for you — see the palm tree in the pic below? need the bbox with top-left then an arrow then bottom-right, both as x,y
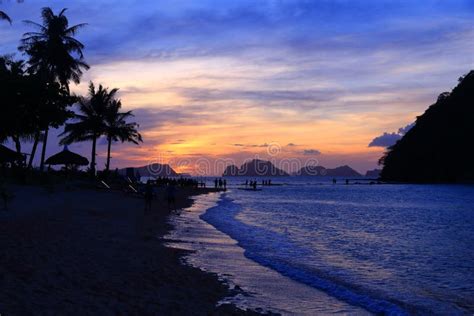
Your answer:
104,99 -> 142,174
0,11 -> 12,24
60,82 -> 117,176
19,7 -> 89,171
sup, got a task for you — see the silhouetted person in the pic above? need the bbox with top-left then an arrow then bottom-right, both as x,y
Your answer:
144,181 -> 153,212
218,178 -> 223,189
345,179 -> 349,185
223,179 -> 227,190
245,180 -> 248,187
252,181 -> 257,190
332,178 -> 337,185
1,184 -> 13,210
262,180 -> 265,186
214,178 -> 218,189
167,183 -> 176,211
268,179 -> 271,185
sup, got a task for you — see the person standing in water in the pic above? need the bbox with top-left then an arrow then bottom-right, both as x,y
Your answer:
167,183 -> 177,211
144,181 -> 153,212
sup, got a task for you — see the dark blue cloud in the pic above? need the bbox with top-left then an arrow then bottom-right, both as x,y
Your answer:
369,123 -> 415,147
3,0 -> 472,64
368,132 -> 403,148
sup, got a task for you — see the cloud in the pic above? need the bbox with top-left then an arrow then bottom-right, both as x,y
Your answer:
368,133 -> 403,148
368,123 -> 415,147
232,143 -> 270,148
178,87 -> 341,104
398,122 -> 415,135
132,106 -> 212,131
303,149 -> 321,155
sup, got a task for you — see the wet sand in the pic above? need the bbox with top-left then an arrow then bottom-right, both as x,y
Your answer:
0,184 -> 262,315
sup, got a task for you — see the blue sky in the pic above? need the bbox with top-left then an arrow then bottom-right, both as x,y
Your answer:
1,1 -> 473,174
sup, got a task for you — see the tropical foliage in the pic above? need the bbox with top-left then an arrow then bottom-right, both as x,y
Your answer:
60,83 -> 142,175
104,99 -> 142,173
0,7 -> 142,176
380,71 -> 474,182
19,7 -> 89,171
0,11 -> 12,24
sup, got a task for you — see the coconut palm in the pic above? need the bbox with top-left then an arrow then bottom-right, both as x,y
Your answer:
60,82 -> 117,176
19,7 -> 89,171
0,11 -> 12,24
104,99 -> 142,174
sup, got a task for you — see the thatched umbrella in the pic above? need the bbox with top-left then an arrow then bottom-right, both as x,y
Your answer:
0,144 -> 23,163
45,146 -> 89,169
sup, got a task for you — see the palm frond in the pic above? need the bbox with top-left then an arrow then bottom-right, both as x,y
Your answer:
65,23 -> 88,36
22,20 -> 46,31
0,11 -> 12,24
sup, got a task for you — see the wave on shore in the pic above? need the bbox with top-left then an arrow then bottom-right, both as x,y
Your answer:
166,192 -> 368,315
201,194 -> 406,315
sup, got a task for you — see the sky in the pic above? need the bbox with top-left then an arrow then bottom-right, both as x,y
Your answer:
1,0 -> 473,175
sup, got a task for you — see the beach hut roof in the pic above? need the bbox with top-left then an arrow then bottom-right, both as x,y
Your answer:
45,146 -> 89,166
0,144 -> 23,163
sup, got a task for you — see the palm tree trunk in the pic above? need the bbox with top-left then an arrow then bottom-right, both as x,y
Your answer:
105,136 -> 112,174
12,136 -> 21,154
28,131 -> 40,169
39,127 -> 49,172
90,134 -> 97,176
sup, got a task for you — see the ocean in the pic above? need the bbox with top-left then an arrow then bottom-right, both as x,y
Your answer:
165,177 -> 474,315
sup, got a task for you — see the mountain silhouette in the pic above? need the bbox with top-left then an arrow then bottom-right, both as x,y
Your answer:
380,70 -> 474,182
295,165 -> 361,177
222,159 -> 289,176
365,169 -> 381,178
118,163 -> 178,178
223,165 -> 240,176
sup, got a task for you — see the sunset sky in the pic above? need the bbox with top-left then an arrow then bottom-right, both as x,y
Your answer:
1,0 -> 473,175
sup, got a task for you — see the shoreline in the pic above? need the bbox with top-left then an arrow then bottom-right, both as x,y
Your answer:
169,190 -> 370,315
0,183 -> 262,315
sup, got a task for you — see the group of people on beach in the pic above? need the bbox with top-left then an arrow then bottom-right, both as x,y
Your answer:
153,176 -> 200,188
214,178 -> 227,190
244,179 -> 272,188
332,178 -> 350,185
142,176 -> 200,212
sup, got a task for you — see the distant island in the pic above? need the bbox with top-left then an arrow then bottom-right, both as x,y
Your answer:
118,163 -> 178,179
223,159 -> 289,177
380,70 -> 474,182
222,160 -> 365,177
294,165 -> 362,177
365,169 -> 381,178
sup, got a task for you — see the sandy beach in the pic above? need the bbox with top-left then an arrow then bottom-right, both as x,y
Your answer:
0,183 -> 261,315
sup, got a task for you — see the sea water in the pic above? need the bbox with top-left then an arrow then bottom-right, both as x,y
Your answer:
166,177 -> 474,315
